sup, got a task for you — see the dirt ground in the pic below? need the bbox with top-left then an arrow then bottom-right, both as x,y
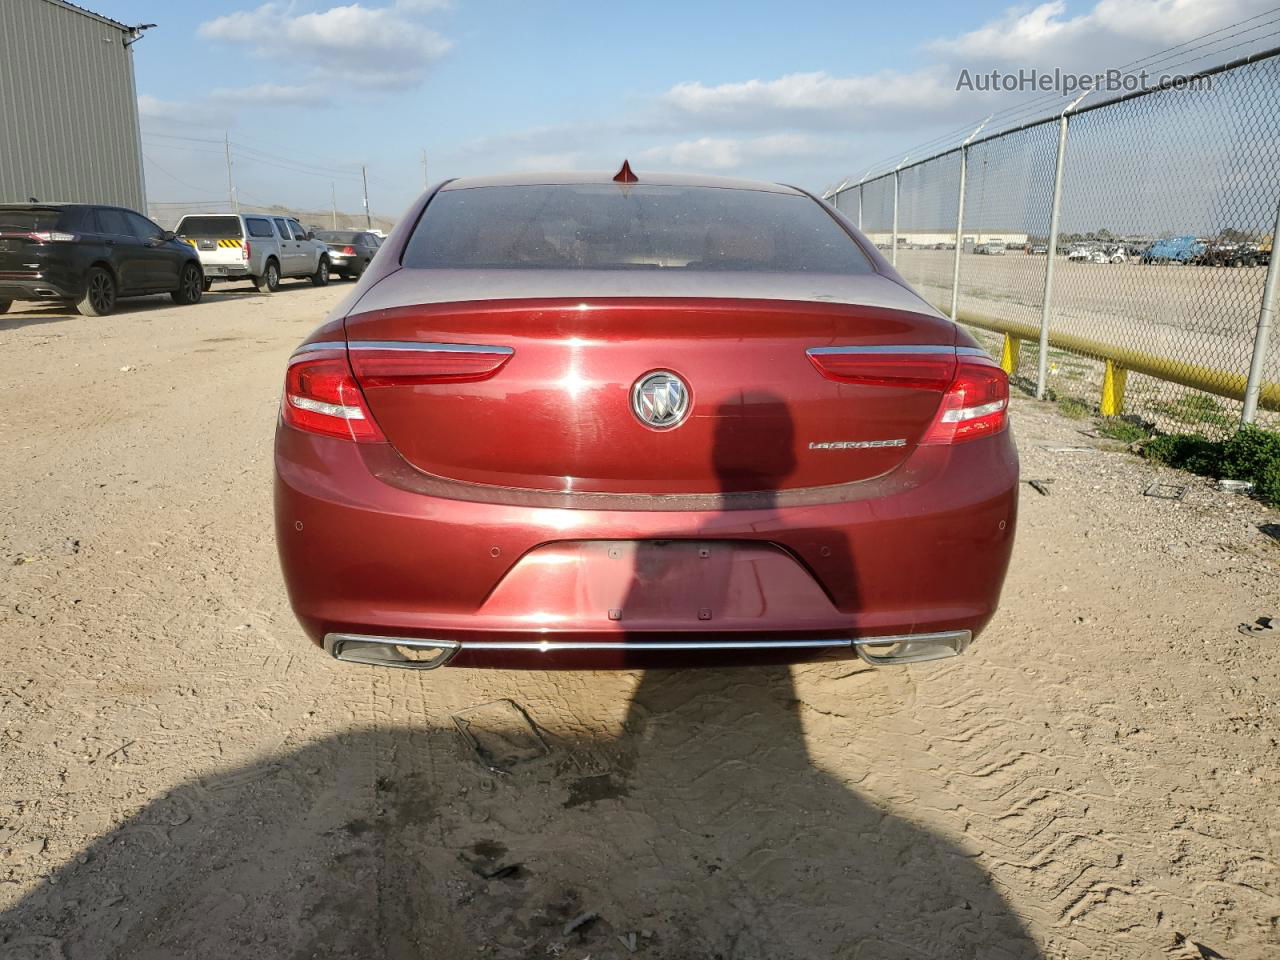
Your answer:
1,282 -> 1277,960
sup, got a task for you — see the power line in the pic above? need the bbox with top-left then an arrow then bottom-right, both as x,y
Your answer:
142,153 -> 213,194
232,143 -> 360,177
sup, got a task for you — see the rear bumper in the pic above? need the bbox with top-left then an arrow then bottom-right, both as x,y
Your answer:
324,630 -> 972,669
200,263 -> 251,279
0,275 -> 79,300
274,426 -> 1019,669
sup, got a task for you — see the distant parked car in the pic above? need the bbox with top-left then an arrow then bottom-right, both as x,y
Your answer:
1067,246 -> 1093,261
174,213 -> 332,292
974,242 -> 1006,255
1196,241 -> 1263,267
1028,244 -> 1048,255
313,230 -> 380,280
0,202 -> 204,317
1090,248 -> 1126,264
1140,236 -> 1205,264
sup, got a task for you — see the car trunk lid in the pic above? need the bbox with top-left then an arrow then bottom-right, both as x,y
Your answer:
344,292 -> 960,495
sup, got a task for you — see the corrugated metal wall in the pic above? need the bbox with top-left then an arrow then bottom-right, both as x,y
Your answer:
0,0 -> 145,210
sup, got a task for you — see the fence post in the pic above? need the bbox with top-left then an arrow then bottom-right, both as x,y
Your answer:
950,119 -> 989,323
1241,197 -> 1280,425
950,148 -> 967,322
1037,95 -> 1088,400
891,156 -> 909,268
891,171 -> 899,267
857,182 -> 863,231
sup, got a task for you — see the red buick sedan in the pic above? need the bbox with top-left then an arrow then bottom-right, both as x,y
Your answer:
274,168 -> 1018,670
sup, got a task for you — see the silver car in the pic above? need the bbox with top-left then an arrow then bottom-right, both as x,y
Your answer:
174,213 -> 332,292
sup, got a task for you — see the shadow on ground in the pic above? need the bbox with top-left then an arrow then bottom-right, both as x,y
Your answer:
1,383 -> 1036,959
0,667 -> 1039,960
0,291 -> 276,332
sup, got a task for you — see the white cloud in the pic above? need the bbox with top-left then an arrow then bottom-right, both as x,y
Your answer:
137,94 -> 189,121
640,134 -> 833,171
137,94 -> 234,129
930,0 -> 1270,65
661,69 -> 958,129
209,83 -> 325,106
199,2 -> 451,92
656,0 -> 1272,137
393,0 -> 450,10
514,152 -> 586,170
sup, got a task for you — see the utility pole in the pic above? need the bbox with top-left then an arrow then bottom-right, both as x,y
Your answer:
331,182 -> 338,229
421,149 -> 429,191
361,165 -> 371,229
224,132 -> 238,213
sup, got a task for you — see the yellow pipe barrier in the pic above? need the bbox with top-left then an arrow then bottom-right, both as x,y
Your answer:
956,310 -> 1280,413
1000,334 -> 1021,375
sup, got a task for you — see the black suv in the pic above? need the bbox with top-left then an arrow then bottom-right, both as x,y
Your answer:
0,203 -> 205,317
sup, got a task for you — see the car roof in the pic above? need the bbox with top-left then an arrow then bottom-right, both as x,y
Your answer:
440,170 -> 804,196
0,202 -> 83,209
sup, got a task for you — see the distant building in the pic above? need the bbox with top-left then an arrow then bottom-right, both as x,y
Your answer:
0,0 -> 147,210
863,231 -> 1031,248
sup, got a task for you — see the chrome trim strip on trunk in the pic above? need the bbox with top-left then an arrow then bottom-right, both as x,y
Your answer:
292,340 -> 347,355
348,341 -> 514,354
806,344 -> 957,356
323,630 -> 972,669
292,341 -> 515,357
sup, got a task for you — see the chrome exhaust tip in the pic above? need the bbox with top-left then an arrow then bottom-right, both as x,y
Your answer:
324,633 -> 460,670
853,630 -> 971,665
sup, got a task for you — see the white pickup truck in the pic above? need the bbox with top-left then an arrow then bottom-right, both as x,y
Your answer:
173,213 -> 331,292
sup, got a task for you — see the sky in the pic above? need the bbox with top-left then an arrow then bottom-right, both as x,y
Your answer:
98,0 -> 1280,222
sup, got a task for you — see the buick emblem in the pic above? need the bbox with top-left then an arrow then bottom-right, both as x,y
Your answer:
631,371 -> 690,430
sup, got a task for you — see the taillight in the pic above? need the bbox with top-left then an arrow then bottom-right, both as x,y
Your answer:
348,344 -> 513,387
242,240 -> 251,261
281,347 -> 385,442
807,347 -> 957,391
919,357 -> 1009,444
28,231 -> 78,243
342,245 -> 356,255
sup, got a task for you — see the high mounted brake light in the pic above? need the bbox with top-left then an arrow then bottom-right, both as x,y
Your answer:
281,347 -> 385,443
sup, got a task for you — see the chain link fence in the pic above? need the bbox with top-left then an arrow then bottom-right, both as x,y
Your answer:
828,47 -> 1280,438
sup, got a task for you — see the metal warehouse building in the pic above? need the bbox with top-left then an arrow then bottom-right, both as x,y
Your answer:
0,0 -> 146,210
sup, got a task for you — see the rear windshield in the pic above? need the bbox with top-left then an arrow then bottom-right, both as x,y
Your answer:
176,216 -> 243,238
0,208 -> 66,233
316,231 -> 361,243
402,184 -> 874,274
